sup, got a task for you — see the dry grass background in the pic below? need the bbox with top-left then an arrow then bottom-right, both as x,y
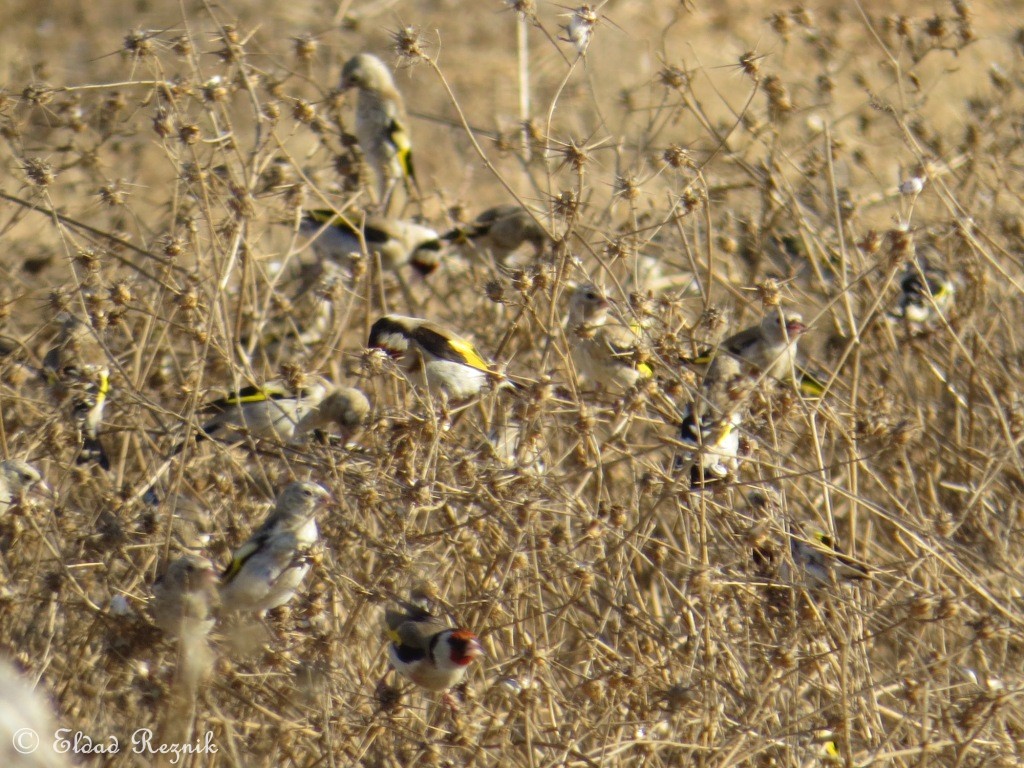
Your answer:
1,0 -> 1024,766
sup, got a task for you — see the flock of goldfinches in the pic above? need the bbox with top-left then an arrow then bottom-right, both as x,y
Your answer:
0,49 -> 958,714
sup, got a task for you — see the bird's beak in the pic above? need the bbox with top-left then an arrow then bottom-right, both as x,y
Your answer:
468,637 -> 486,659
785,319 -> 807,336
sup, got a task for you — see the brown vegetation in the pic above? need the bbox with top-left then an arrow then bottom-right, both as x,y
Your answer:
1,0 -> 1023,766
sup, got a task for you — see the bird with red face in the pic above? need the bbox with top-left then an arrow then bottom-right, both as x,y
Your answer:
681,310 -> 807,387
710,310 -> 807,382
384,596 -> 484,701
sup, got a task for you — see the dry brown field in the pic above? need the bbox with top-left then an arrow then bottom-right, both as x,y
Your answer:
1,0 -> 1023,766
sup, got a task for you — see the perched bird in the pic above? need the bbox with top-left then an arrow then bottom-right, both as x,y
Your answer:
341,53 -> 416,205
788,521 -> 871,587
560,5 -> 598,53
186,377 -> 370,447
442,205 -> 548,264
42,313 -> 111,469
0,660 -> 72,768
369,315 -> 508,400
0,460 -> 48,516
151,554 -> 219,639
890,258 -> 955,325
291,385 -> 372,443
692,311 -> 807,384
565,283 -> 652,391
220,481 -> 331,612
384,596 -> 484,696
675,353 -> 746,485
675,410 -> 741,486
300,210 -> 442,276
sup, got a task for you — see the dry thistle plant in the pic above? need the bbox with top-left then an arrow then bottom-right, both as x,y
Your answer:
0,0 -> 1021,766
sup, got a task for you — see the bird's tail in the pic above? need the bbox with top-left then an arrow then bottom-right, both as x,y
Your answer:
76,436 -> 110,471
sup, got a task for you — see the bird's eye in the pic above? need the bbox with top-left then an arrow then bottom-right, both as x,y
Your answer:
302,488 -> 313,497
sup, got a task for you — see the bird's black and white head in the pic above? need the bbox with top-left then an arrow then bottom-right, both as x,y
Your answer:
410,239 -> 443,276
895,259 -> 954,323
368,315 -> 418,358
436,628 -> 484,671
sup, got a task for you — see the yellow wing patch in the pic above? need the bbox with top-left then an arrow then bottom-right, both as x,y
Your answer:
225,392 -> 271,406
96,370 -> 111,403
390,120 -> 416,181
711,420 -> 735,446
798,372 -> 826,398
220,384 -> 290,407
447,337 -> 491,372
221,540 -> 259,583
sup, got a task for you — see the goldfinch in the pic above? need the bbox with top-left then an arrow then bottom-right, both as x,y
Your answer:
150,554 -> 218,638
890,258 -> 955,324
788,521 -> 871,587
293,386 -> 372,443
369,314 -> 508,400
42,313 -> 111,469
187,378 -> 369,447
675,409 -> 741,486
565,283 -> 652,391
341,53 -> 416,205
385,597 -> 484,694
442,205 -> 548,264
300,209 -> 442,276
0,460 -> 48,516
698,311 -> 807,384
220,481 -> 331,613
674,351 -> 746,484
